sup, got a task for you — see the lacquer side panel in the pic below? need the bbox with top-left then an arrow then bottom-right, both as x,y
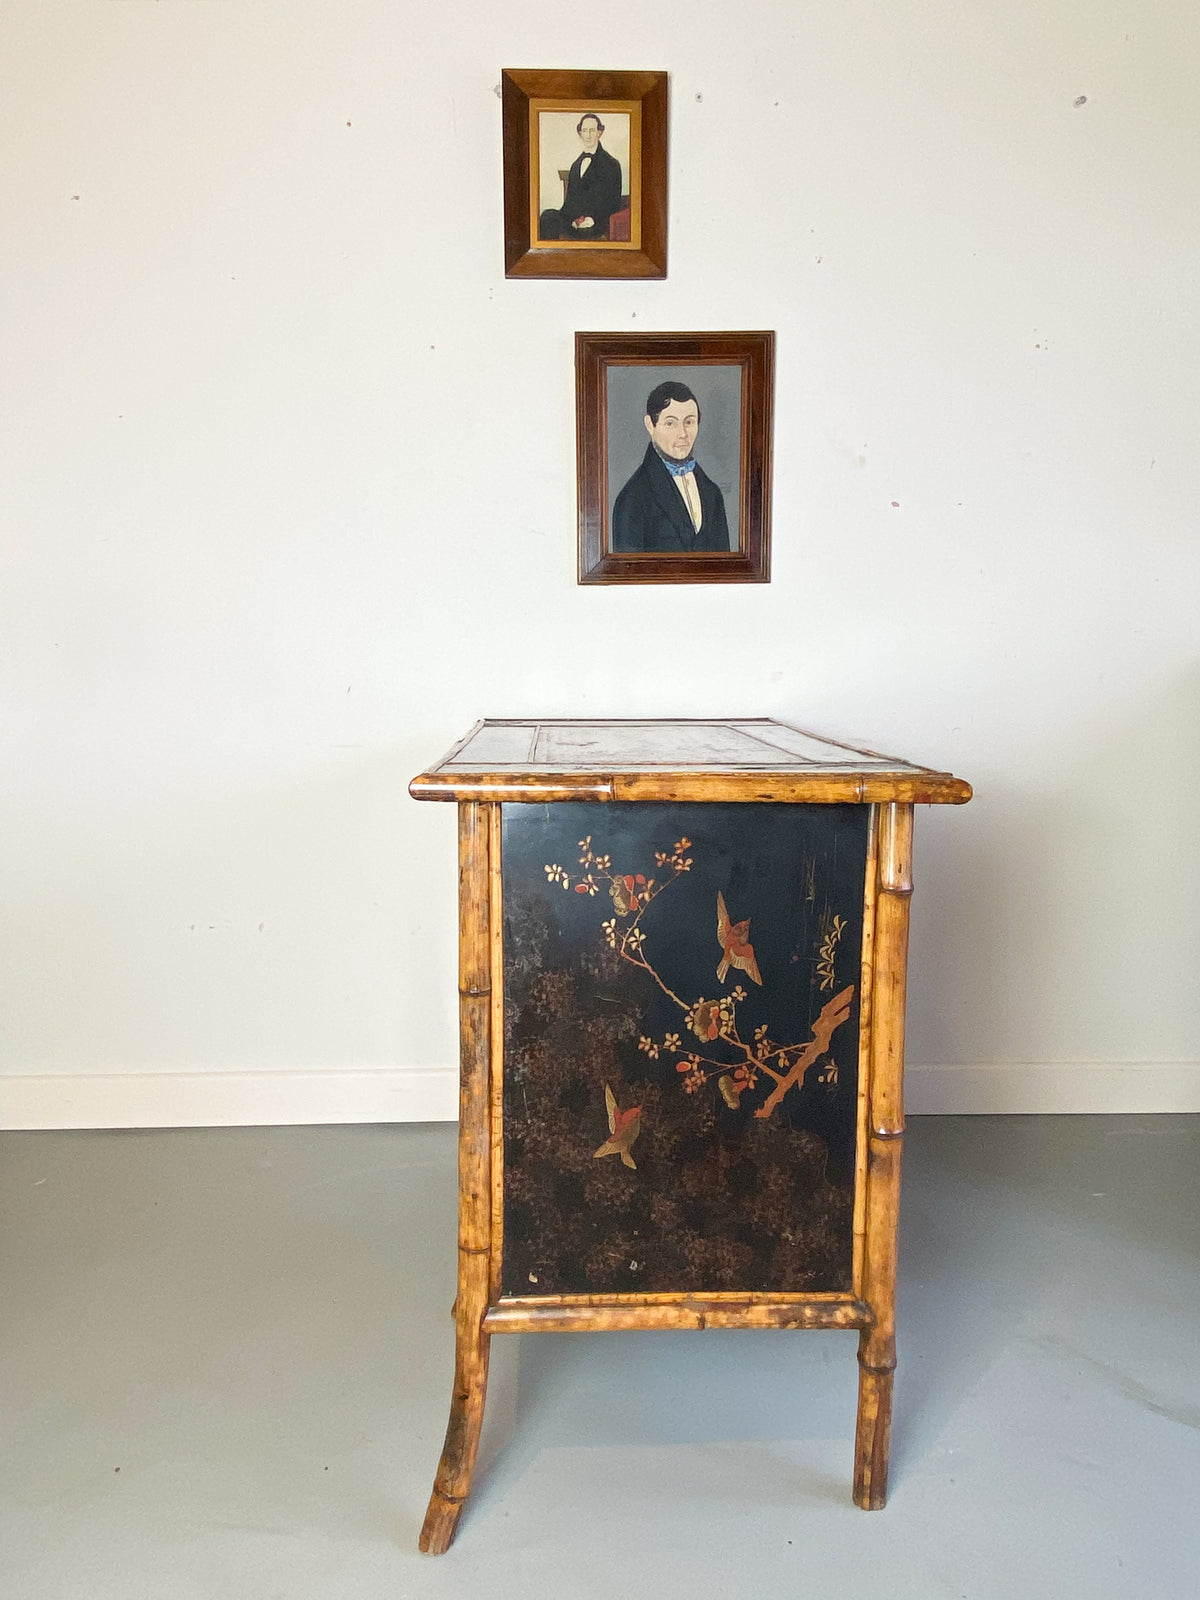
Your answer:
499,801 -> 870,1299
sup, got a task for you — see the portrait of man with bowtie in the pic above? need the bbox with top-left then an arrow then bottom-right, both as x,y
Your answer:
611,380 -> 733,553
537,111 -> 625,242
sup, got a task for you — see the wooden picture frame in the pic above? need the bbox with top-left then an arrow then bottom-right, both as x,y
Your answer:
502,68 -> 668,280
576,330 -> 775,585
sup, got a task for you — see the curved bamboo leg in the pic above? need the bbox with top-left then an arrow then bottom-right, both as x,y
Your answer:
853,803 -> 911,1511
420,802 -> 495,1554
419,1253 -> 491,1553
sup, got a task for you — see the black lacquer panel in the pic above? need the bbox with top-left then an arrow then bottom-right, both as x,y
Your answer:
500,802 -> 868,1298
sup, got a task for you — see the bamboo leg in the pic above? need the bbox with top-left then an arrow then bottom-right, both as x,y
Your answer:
854,1135 -> 900,1508
419,1255 -> 491,1552
853,803 -> 912,1510
420,802 -> 495,1555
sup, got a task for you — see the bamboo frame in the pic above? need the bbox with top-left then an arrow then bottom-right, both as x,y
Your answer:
485,1294 -> 872,1334
409,770 -> 971,805
487,805 -> 505,1307
417,761 -> 959,1551
852,805 -> 879,1296
418,803 -> 495,1555
853,802 -> 913,1510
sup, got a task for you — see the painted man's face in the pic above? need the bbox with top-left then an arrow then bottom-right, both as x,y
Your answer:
578,118 -> 601,153
644,398 -> 700,460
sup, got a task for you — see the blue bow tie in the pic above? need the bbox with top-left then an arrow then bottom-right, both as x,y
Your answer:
660,455 -> 696,477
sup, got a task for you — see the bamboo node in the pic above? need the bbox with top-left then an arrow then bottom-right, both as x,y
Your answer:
857,1355 -> 897,1375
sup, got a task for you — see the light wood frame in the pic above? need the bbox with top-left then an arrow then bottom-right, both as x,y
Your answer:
418,792 -> 916,1553
502,68 -> 668,280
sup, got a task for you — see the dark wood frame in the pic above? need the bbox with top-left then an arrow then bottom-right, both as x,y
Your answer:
576,330 -> 775,585
502,68 -> 668,280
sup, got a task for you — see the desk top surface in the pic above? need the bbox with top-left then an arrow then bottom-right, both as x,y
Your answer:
410,719 -> 971,805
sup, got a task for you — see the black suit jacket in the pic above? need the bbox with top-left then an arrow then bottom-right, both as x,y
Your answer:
562,143 -> 623,232
611,445 -> 732,553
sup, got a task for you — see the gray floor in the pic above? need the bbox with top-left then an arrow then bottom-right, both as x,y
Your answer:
1,1117 -> 1197,1599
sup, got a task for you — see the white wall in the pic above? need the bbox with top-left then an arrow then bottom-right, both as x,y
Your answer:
2,1 -> 1197,1127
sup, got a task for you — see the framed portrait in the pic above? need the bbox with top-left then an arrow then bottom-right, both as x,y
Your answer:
576,331 -> 775,585
501,68 -> 668,280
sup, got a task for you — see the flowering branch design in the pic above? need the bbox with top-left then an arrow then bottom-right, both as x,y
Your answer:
546,835 -> 853,1119
816,914 -> 847,991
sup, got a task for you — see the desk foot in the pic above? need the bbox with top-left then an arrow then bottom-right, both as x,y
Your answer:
852,1360 -> 893,1509
419,1279 -> 491,1554
419,1488 -> 467,1555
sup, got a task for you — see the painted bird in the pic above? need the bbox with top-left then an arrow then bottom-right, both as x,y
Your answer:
716,890 -> 762,986
593,1084 -> 642,1169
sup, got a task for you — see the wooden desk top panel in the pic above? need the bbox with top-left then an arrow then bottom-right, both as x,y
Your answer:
410,719 -> 972,805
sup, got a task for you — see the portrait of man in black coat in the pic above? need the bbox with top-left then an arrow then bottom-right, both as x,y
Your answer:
537,112 -> 624,242
611,381 -> 732,553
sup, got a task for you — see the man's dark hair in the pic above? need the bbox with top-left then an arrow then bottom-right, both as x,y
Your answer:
645,381 -> 700,427
576,112 -> 605,135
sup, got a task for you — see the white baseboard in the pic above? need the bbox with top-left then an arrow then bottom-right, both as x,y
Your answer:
0,1067 -> 459,1131
1,1062 -> 1197,1131
905,1061 -> 1200,1115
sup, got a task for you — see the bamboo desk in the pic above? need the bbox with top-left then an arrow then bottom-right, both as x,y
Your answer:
410,718 -> 971,1553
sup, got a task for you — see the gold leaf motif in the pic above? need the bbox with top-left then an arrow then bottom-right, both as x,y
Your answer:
816,912 -> 847,991
558,834 -> 854,1121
